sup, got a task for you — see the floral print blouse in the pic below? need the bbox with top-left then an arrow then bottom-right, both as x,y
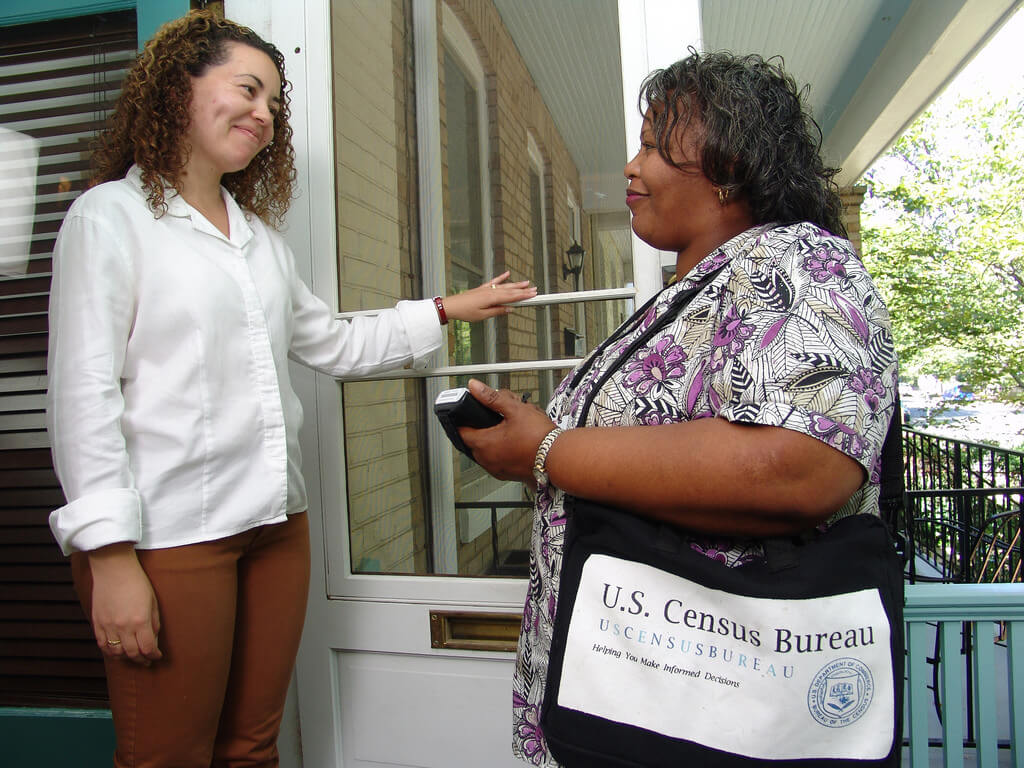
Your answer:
512,222 -> 898,766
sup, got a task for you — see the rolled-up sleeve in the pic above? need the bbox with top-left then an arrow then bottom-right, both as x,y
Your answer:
286,268 -> 443,376
712,235 -> 896,479
47,212 -> 142,555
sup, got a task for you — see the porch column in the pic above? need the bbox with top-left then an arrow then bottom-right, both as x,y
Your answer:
840,184 -> 867,256
617,0 -> 701,302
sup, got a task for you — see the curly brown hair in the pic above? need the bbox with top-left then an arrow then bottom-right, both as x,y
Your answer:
90,10 -> 295,226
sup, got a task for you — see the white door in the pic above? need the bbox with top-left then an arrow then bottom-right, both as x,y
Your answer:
230,1 -> 698,765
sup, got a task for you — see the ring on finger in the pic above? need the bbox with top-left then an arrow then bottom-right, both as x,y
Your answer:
107,638 -> 122,646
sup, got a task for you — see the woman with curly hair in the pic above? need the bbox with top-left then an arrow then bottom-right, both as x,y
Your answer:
460,51 -> 898,767
46,10 -> 534,767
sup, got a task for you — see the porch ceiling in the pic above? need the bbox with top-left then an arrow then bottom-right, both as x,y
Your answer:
492,0 -> 1021,211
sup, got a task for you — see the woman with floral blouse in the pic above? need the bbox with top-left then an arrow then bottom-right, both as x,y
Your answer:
461,50 -> 897,767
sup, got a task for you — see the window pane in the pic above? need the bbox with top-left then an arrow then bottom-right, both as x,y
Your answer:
344,380 -> 431,574
506,300 -> 637,365
591,211 -> 635,290
443,50 -> 484,280
332,1 -> 430,574
443,47 -> 487,371
451,457 -> 532,578
331,0 -> 631,579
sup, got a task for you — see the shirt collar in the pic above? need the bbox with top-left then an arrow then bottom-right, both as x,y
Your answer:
125,164 -> 255,249
675,223 -> 774,290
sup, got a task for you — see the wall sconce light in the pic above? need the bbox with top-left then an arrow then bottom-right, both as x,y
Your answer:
563,241 -> 585,290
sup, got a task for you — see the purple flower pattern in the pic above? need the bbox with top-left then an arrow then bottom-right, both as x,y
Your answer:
639,408 -> 674,425
849,367 -> 885,412
622,335 -> 687,396
690,539 -> 762,566
709,304 -> 755,371
698,250 -> 731,274
803,246 -> 850,283
689,540 -> 728,563
512,222 -> 896,767
809,413 -> 867,458
514,701 -> 547,765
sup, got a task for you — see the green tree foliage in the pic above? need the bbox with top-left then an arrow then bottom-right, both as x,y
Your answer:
860,87 -> 1024,398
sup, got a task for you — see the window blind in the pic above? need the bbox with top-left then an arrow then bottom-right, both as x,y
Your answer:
0,9 -> 136,707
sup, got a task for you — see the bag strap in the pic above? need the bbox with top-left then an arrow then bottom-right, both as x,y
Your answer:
878,392 -> 908,556
574,264 -> 727,428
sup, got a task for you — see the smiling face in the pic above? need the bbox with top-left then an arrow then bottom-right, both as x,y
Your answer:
183,41 -> 282,183
624,109 -> 721,253
624,104 -> 755,277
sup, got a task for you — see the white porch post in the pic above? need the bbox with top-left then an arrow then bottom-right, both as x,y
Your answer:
617,0 -> 702,303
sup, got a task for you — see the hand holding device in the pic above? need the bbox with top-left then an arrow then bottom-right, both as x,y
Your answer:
433,387 -> 503,461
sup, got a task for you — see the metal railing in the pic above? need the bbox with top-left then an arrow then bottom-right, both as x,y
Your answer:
902,427 -> 1024,584
900,428 -> 1024,764
904,583 -> 1024,767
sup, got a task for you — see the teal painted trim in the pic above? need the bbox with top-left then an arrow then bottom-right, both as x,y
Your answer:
971,622 -> 998,767
904,589 -> 1024,764
905,622 -> 931,768
0,1 -> 133,27
1,707 -> 115,768
136,0 -> 190,49
818,0 -> 912,138
904,582 -> 1024,622
1010,622 -> 1024,768
937,622 -> 964,768
0,1 -> 189,51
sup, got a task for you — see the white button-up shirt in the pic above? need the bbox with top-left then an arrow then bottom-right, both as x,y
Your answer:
47,166 -> 442,554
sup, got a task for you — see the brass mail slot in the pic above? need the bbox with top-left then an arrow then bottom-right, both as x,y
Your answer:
429,610 -> 522,652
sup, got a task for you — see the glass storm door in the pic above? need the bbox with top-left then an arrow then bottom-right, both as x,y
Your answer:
229,0 -> 697,765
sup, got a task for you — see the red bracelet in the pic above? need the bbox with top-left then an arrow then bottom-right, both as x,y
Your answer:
433,296 -> 448,325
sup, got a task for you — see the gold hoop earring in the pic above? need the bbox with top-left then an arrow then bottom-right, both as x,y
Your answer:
717,187 -> 729,205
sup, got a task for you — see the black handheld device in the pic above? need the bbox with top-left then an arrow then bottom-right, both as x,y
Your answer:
433,387 -> 502,460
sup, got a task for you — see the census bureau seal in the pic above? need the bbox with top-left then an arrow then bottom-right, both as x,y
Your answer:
807,657 -> 874,727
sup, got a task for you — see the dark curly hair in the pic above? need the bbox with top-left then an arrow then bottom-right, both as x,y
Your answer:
640,49 -> 846,238
90,10 -> 295,226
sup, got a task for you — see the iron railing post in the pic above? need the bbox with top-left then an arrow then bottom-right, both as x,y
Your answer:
954,442 -> 971,583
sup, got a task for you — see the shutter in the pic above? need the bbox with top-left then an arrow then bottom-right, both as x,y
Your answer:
0,9 -> 136,708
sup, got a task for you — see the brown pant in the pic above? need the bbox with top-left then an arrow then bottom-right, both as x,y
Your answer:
72,513 -> 310,768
